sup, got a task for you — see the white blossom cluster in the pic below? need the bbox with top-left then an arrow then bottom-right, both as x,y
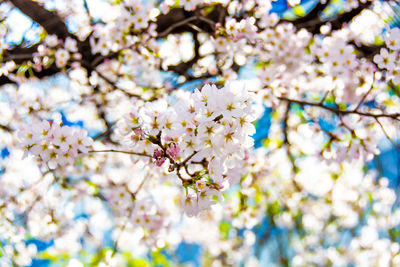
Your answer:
115,82 -> 259,216
36,35 -> 79,69
1,0 -> 400,265
18,120 -> 93,169
374,27 -> 400,85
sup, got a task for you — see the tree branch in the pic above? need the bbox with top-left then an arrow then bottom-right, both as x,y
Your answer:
281,0 -> 330,27
89,149 -> 152,158
279,96 -> 400,120
9,0 -> 70,39
283,1 -> 372,35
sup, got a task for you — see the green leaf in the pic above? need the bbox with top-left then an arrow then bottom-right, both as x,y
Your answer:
293,6 -> 305,17
150,249 -> 171,267
267,200 -> 280,216
219,221 -> 230,239
126,258 -> 150,267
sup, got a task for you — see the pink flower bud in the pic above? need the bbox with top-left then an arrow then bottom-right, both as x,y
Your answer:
34,64 -> 42,72
71,62 -> 80,68
166,143 -> 180,159
153,149 -> 163,159
73,53 -> 82,60
155,157 -> 166,167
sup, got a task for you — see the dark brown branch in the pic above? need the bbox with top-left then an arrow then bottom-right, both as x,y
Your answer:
156,7 -> 218,35
327,2 -> 372,32
158,15 -> 215,38
0,124 -> 12,132
0,4 -> 224,86
0,62 -> 62,85
167,31 -> 201,78
9,0 -> 70,39
2,0 -> 96,85
2,0 -> 379,90
352,42 -> 383,60
2,45 -> 38,63
284,0 -> 330,25
283,1 -> 372,35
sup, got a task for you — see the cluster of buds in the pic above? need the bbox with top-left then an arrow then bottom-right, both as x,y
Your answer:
152,142 -> 180,167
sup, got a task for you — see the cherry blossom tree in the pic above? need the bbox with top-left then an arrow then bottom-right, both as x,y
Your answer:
0,0 -> 400,266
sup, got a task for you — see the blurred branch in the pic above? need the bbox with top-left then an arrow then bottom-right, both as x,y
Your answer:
89,149 -> 152,158
282,0 -> 373,35
0,0 -> 381,88
279,96 -> 400,121
93,69 -> 143,99
375,117 -> 400,151
352,42 -> 383,60
281,0 -> 330,25
0,4 -> 223,86
282,102 -> 301,191
156,5 -> 222,35
326,2 -> 372,32
0,124 -> 12,132
83,0 -> 94,25
167,31 -> 201,78
9,0 -> 70,39
158,15 -> 215,38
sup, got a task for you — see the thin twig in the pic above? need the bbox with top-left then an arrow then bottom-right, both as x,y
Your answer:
279,96 -> 400,120
375,117 -> 400,151
353,77 -> 375,112
0,124 -> 12,132
94,70 -> 143,99
158,16 -> 216,38
83,0 -> 94,25
93,122 -> 116,141
319,91 -> 330,105
181,151 -> 198,165
282,102 -> 301,191
89,149 -> 152,158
